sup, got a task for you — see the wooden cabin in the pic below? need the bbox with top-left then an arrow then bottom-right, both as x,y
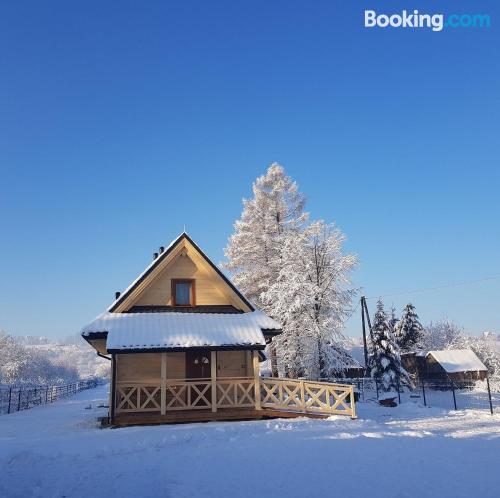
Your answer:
402,349 -> 488,384
424,350 -> 488,383
82,233 -> 356,425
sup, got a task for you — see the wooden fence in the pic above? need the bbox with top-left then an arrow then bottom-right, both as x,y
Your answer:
0,379 -> 99,415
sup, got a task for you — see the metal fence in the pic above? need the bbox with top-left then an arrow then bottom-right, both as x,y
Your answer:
329,377 -> 496,414
0,379 -> 98,415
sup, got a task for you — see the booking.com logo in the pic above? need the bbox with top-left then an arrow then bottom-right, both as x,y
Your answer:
365,10 -> 491,32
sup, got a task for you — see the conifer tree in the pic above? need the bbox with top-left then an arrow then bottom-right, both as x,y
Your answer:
224,164 -> 356,378
394,303 -> 423,352
223,164 -> 307,375
370,299 -> 406,392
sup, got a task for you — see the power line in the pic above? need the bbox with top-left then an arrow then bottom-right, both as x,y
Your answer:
364,274 -> 500,301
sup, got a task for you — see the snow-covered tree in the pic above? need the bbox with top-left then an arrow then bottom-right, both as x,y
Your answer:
421,320 -> 466,351
224,164 -> 357,378
394,303 -> 424,352
261,221 -> 357,378
0,331 -> 85,385
224,163 -> 307,306
223,163 -> 307,376
389,305 -> 398,333
370,300 -> 406,391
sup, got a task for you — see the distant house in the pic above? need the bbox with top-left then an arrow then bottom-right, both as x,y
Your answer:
81,232 -> 356,425
402,349 -> 488,383
343,345 -> 366,378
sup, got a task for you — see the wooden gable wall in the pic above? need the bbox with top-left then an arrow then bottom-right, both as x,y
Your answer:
133,252 -> 228,307
115,238 -> 251,312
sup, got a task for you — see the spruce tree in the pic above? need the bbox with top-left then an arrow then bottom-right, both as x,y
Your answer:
370,299 -> 406,392
394,303 -> 423,352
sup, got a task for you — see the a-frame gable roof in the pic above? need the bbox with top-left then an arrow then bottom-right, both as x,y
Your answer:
108,232 -> 255,313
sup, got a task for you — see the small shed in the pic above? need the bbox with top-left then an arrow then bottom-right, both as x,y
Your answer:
343,346 -> 366,378
425,349 -> 488,382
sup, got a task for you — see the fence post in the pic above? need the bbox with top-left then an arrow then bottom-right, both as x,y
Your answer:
450,380 -> 457,410
396,375 -> 401,404
7,387 -> 12,414
375,379 -> 379,399
421,380 -> 427,407
486,377 -> 494,415
17,388 -> 22,411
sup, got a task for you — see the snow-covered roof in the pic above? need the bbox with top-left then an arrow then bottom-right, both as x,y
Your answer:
81,311 -> 280,351
427,349 -> 487,373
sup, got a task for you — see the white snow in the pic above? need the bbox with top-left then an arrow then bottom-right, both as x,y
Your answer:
428,349 -> 487,373
81,311 -> 280,350
1,384 -> 499,498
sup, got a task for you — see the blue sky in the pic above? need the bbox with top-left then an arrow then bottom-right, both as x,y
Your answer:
1,0 -> 499,340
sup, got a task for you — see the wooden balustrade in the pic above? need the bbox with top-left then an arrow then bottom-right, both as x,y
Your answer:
260,377 -> 356,418
116,377 -> 356,418
116,383 -> 161,412
216,377 -> 255,408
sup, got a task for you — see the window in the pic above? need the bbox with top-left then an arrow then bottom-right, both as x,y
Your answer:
172,279 -> 195,306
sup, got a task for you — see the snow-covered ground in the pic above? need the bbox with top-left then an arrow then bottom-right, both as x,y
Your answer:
1,384 -> 499,498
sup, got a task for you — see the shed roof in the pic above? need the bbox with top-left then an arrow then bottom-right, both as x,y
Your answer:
427,349 -> 487,373
81,310 -> 280,352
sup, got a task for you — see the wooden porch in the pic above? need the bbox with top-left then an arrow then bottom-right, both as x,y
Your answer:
113,375 -> 357,426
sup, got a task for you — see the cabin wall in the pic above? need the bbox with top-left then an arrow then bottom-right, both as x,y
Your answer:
217,351 -> 252,377
132,253 -> 231,307
115,350 -> 253,384
116,353 -> 162,383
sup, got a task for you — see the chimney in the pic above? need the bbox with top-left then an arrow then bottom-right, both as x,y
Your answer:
159,246 -> 165,254
153,252 -> 158,260
115,291 -> 121,300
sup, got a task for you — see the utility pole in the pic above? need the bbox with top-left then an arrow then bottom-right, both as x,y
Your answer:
361,296 -> 369,370
361,296 -> 374,374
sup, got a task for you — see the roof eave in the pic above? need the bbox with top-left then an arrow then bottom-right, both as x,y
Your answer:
107,344 -> 266,354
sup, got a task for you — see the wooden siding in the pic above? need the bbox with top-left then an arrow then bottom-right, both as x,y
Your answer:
133,253 -> 232,308
87,338 -> 108,355
217,351 -> 250,378
116,351 -> 252,382
116,352 -> 187,382
113,237 -> 252,313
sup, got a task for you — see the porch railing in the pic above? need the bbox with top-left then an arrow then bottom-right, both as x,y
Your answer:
115,377 -> 355,418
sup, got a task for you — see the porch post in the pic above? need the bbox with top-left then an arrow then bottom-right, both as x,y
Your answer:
211,351 -> 217,412
253,350 -> 261,410
110,354 -> 117,424
161,353 -> 167,415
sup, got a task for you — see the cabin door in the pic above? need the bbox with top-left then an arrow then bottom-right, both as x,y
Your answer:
186,351 -> 212,408
186,351 -> 211,379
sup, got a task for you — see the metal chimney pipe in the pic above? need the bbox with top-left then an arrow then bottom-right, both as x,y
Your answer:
115,291 -> 121,300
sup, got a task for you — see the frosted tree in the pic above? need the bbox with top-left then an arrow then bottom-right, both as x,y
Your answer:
224,163 -> 307,304
389,305 -> 398,333
261,221 -> 357,378
370,300 -> 407,391
223,163 -> 307,375
421,320 -> 466,351
224,164 -> 356,378
394,303 -> 424,352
